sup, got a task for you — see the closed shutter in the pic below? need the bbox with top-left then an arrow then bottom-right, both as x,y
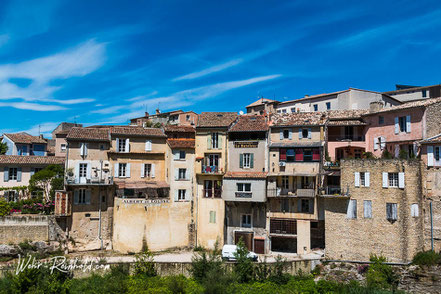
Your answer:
239,154 -> 244,168
145,140 -> 152,151
84,143 -> 88,156
411,203 -> 419,217
218,136 -> 222,149
309,199 -> 314,213
86,163 -> 91,180
288,129 -> 292,140
308,128 -> 312,139
80,143 -> 85,156
173,150 -> 179,160
380,137 -> 386,150
427,146 -> 434,166
207,135 -> 212,149
116,138 -> 120,151
279,130 -> 283,140
175,168 -> 179,180
174,190 -> 179,201
74,190 -> 79,204
279,149 -> 287,161
382,172 -> 388,188
374,137 -> 379,150
295,148 -> 303,161
312,149 -> 320,161
392,203 -> 398,220
346,199 -> 356,219
250,153 -> 254,168
141,164 -> 145,178
125,139 -> 130,152
126,163 -> 131,178
298,129 -> 303,139
398,172 -> 405,188
185,169 -> 189,180
363,200 -> 372,218
85,190 -> 91,204
394,117 -> 399,134
406,115 -> 411,133
151,164 -> 155,178
4,167 -> 8,182
75,162 -> 80,180
17,167 -> 22,182
354,172 -> 360,187
114,163 -> 119,178
365,172 -> 370,187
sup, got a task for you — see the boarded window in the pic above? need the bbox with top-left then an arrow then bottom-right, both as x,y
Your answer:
411,203 -> 419,217
363,200 -> 372,218
346,199 -> 357,219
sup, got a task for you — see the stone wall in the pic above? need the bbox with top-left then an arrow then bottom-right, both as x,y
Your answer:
0,215 -> 49,244
423,168 -> 441,252
324,159 -> 424,263
425,102 -> 441,138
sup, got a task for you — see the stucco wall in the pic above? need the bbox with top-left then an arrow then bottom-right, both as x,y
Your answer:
196,195 -> 224,249
227,140 -> 267,172
222,178 -> 266,202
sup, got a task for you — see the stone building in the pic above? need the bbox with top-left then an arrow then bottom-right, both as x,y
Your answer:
223,115 -> 269,253
2,132 -> 48,156
324,159 -> 424,263
51,122 -> 82,157
266,112 -> 326,254
195,112 -> 237,249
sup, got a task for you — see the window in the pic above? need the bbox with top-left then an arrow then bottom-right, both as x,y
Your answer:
354,149 -> 362,159
211,133 -> 219,149
399,116 -> 407,132
282,109 -> 287,113
8,168 -> 17,180
379,116 -> 384,124
281,199 -> 290,212
179,150 -> 186,160
422,90 -> 427,98
34,168 -> 43,174
119,163 -> 127,177
78,189 -> 88,204
290,108 -> 295,113
178,168 -> 187,180
283,129 -> 289,139
411,203 -> 419,217
6,190 -> 18,202
117,138 -> 126,152
237,183 -> 251,192
313,104 -> 318,111
360,172 -> 365,186
186,114 -> 190,121
347,199 -> 357,219
206,154 -> 219,166
303,149 -> 313,162
386,203 -> 398,221
209,211 -> 216,223
435,147 -> 440,161
286,149 -> 295,162
241,214 -> 252,228
388,173 -> 399,187
277,110 -> 281,113
281,176 -> 289,189
100,144 -> 105,151
243,153 -> 251,168
302,129 -> 309,138
144,164 -> 152,177
300,199 -> 312,213
79,163 -> 87,178
61,144 -> 67,152
364,200 -> 372,218
326,102 -> 331,110
178,189 -> 186,201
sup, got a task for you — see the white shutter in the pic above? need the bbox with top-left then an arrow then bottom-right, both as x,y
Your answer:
346,199 -> 356,219
86,163 -> 91,180
411,204 -> 419,217
298,129 -> 303,139
125,138 -> 130,153
406,115 -> 411,133
392,204 -> 398,220
114,163 -> 119,178
279,130 -> 283,140
185,190 -> 190,201
126,163 -> 131,178
394,117 -> 399,134
308,128 -> 312,139
354,172 -> 360,187
151,164 -> 155,178
116,138 -> 120,152
174,190 -> 179,201
75,162 -> 80,181
374,137 -> 379,150
427,146 -> 434,166
288,129 -> 292,140
141,164 -> 145,178
363,200 -> 372,218
173,150 -> 179,160
380,137 -> 386,150
365,172 -> 370,187
84,143 -> 88,156
175,168 -> 179,180
185,169 -> 189,180
398,172 -> 405,188
80,143 -> 84,156
145,140 -> 152,151
382,172 -> 388,188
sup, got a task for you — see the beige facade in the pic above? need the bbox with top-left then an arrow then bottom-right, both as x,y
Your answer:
324,159 -> 424,263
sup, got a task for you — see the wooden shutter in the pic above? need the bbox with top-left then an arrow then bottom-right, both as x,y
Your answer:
279,149 -> 287,161
114,163 -> 119,178
175,168 -> 179,180
374,137 -> 379,150
406,115 -> 411,133
4,167 -> 8,182
174,190 -> 179,201
308,128 -> 312,139
394,117 -> 399,134
173,150 -> 179,160
151,164 -> 155,178
80,143 -> 84,156
380,137 -> 386,150
363,200 -> 372,218
86,163 -> 91,179
145,140 -> 152,151
427,146 -> 434,166
365,172 -> 370,187
411,203 -> 419,217
125,139 -> 130,152
288,129 -> 292,140
239,154 -> 243,168
250,153 -> 254,168
116,138 -> 120,152
207,135 -> 212,149
85,189 -> 91,204
398,172 -> 405,188
298,129 -> 303,139
74,190 -> 79,205
126,163 -> 131,178
141,163 -> 145,178
382,172 -> 388,188
84,143 -> 88,156
354,172 -> 360,187
279,130 -> 283,140
17,167 -> 22,182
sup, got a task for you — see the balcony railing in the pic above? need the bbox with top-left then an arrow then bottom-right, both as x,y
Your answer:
328,135 -> 364,142
201,165 -> 220,174
270,219 -> 297,235
322,185 -> 350,196
267,188 -> 315,198
235,192 -> 252,198
203,188 -> 222,198
65,176 -> 114,185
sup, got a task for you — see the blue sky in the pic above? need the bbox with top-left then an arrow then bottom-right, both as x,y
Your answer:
1,0 -> 441,136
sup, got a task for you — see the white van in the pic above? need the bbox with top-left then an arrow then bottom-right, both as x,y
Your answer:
221,244 -> 258,261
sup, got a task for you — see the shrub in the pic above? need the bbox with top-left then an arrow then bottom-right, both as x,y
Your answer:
233,240 -> 254,283
133,247 -> 157,277
363,152 -> 376,159
412,250 -> 441,266
381,150 -> 393,159
190,241 -> 223,283
0,199 -> 10,216
268,255 -> 290,285
398,149 -> 408,160
366,254 -> 399,291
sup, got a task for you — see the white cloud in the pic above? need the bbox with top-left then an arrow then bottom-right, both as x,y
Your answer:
21,122 -> 60,137
173,58 -> 243,81
0,102 -> 65,111
90,105 -> 125,114
46,98 -> 96,105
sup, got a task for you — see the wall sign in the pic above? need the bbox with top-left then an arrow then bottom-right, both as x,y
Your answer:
234,141 -> 258,148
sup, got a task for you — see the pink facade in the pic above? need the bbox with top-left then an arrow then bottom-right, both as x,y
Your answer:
363,108 -> 425,157
327,141 -> 366,161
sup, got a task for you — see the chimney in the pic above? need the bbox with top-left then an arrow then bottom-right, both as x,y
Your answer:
155,108 -> 161,114
369,101 -> 384,112
145,112 -> 149,117
39,134 -> 44,139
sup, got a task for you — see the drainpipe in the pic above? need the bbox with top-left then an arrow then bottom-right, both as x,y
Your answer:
98,160 -> 103,250
430,201 -> 434,251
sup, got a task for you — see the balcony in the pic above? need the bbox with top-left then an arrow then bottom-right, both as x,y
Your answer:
235,192 -> 252,198
201,165 -> 221,174
270,219 -> 297,235
321,185 -> 350,197
65,176 -> 114,186
267,188 -> 315,198
203,188 -> 222,198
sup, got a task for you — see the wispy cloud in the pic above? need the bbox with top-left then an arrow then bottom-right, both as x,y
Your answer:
173,58 -> 243,81
20,122 -> 61,137
91,105 -> 125,114
0,102 -> 65,111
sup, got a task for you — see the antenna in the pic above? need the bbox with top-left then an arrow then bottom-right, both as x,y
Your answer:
38,125 -> 41,135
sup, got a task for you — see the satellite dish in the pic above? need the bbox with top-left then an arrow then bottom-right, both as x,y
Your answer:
239,111 -> 244,115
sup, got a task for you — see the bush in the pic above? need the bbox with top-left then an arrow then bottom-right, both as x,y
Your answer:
268,255 -> 290,285
366,254 -> 399,291
0,199 -> 10,216
398,149 -> 408,160
381,150 -> 393,159
412,250 -> 441,266
133,247 -> 157,277
190,242 -> 223,283
233,240 -> 254,283
363,152 -> 376,159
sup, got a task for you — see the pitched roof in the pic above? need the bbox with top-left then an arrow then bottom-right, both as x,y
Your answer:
0,155 -> 65,165
4,133 -> 47,144
362,97 -> 441,116
326,109 -> 368,120
224,171 -> 267,179
328,120 -> 366,126
270,112 -> 327,127
229,115 -> 268,132
246,98 -> 279,108
197,112 -> 238,128
110,126 -> 165,137
167,139 -> 195,149
66,127 -> 110,141
419,133 -> 441,144
383,84 -> 441,95
164,125 -> 195,133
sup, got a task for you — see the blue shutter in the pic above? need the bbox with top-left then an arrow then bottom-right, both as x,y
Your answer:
85,190 -> 91,204
4,167 -> 9,182
17,167 -> 22,182
298,129 -> 303,139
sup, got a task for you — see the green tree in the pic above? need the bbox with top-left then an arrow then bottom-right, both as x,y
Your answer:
29,165 -> 64,203
0,199 -> 10,216
133,247 -> 157,277
233,240 -> 254,283
0,142 -> 8,155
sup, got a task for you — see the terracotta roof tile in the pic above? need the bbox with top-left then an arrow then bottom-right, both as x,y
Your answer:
110,126 -> 165,137
420,133 -> 441,144
246,98 -> 279,108
164,125 -> 195,133
4,133 -> 47,144
167,139 -> 195,149
270,112 -> 327,127
363,97 -> 441,116
328,120 -> 366,126
229,115 -> 268,132
197,112 -> 238,128
224,171 -> 267,179
67,127 -> 110,141
326,109 -> 368,120
0,155 -> 65,165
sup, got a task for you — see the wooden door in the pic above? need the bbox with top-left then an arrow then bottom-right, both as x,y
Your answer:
254,238 -> 265,254
235,231 -> 253,251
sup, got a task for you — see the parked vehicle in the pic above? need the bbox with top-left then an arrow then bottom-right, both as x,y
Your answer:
221,244 -> 258,261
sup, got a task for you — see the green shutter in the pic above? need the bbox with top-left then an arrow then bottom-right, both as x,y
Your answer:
239,154 -> 243,168
250,154 -> 254,168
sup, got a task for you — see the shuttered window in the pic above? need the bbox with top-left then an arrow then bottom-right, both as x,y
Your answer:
363,200 -> 372,218
386,203 -> 398,221
346,199 -> 357,219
